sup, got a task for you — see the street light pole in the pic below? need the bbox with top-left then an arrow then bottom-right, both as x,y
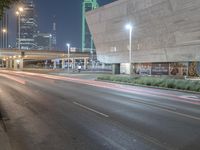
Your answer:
18,14 -> 20,49
67,43 -> 70,73
49,34 -> 52,50
125,24 -> 133,75
16,7 -> 24,50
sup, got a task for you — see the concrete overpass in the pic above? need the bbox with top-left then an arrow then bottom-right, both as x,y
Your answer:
0,49 -> 90,70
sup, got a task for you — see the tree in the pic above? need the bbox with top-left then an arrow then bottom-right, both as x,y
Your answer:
0,0 -> 20,19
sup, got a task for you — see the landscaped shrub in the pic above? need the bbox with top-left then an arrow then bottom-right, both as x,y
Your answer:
166,80 -> 176,88
97,75 -> 200,92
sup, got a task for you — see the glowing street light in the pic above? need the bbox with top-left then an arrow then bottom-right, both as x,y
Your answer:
125,23 -> 133,75
66,43 -> 70,73
2,28 -> 7,33
2,28 -> 7,48
18,7 -> 24,12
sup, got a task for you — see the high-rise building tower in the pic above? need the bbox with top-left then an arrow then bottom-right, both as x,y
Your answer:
0,12 -> 8,48
16,1 -> 37,50
51,15 -> 57,50
35,32 -> 52,50
82,0 -> 98,52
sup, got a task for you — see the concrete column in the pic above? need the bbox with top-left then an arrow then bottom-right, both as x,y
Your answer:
84,58 -> 87,70
6,60 -> 9,69
62,59 -> 65,69
74,58 -> 77,70
19,59 -> 23,70
53,60 -> 56,69
9,60 -> 13,69
72,58 -> 75,70
14,60 -> 18,70
112,63 -> 120,74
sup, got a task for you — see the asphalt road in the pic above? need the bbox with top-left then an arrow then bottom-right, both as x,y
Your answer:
0,70 -> 200,150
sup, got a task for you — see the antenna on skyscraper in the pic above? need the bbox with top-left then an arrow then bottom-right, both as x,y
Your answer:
51,15 -> 57,50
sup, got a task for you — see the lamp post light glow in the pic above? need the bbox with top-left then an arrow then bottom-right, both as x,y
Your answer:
49,34 -> 52,50
2,28 -> 7,48
125,23 -> 133,75
16,7 -> 24,50
66,43 -> 70,73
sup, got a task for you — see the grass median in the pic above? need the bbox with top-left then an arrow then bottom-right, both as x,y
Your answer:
97,75 -> 200,92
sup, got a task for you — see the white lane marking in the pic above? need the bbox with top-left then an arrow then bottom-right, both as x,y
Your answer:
73,102 -> 109,118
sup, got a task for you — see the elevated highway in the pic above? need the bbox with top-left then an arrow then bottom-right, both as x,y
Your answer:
0,49 -> 90,70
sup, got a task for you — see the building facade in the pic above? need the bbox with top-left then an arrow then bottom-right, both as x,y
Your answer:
16,1 -> 37,50
86,0 -> 200,76
34,32 -> 52,50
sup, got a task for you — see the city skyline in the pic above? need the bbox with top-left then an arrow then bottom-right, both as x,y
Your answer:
8,0 -> 113,50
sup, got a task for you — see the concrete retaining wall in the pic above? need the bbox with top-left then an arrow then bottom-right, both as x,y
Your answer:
86,0 -> 200,64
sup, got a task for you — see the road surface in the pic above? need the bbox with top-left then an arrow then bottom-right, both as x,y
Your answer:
0,70 -> 200,150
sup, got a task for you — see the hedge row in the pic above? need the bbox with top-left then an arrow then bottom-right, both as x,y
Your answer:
97,75 -> 200,92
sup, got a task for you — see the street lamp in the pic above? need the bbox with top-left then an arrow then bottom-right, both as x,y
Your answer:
49,34 -> 52,50
125,23 -> 133,75
66,43 -> 70,73
2,28 -> 7,48
16,7 -> 24,50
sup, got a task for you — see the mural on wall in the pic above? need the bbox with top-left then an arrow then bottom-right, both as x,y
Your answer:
135,63 -> 152,75
169,62 -> 188,76
188,62 -> 200,76
151,63 -> 169,75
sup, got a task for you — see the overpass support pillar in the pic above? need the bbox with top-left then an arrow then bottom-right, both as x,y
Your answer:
53,60 -> 56,69
13,59 -> 23,70
14,60 -> 18,70
19,59 -> 24,70
62,59 -> 65,69
9,60 -> 13,69
6,60 -> 9,68
84,58 -> 87,70
72,58 -> 75,70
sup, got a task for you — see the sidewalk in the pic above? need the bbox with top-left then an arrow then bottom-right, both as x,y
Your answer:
0,125 -> 11,150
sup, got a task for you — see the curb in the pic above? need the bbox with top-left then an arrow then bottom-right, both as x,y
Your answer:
96,79 -> 200,94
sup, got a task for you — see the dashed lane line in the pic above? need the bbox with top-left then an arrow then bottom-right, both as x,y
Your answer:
73,102 -> 109,118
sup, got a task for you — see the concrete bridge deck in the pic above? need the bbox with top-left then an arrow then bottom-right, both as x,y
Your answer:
0,49 -> 91,70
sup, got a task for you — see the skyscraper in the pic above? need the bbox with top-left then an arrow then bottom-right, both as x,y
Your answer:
51,15 -> 57,50
0,12 -> 8,48
35,32 -> 52,50
16,1 -> 37,50
82,0 -> 98,52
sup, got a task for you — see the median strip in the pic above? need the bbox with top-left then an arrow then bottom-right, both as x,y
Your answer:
73,102 -> 109,118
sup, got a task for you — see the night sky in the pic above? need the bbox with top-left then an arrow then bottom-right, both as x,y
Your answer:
9,0 -> 113,50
